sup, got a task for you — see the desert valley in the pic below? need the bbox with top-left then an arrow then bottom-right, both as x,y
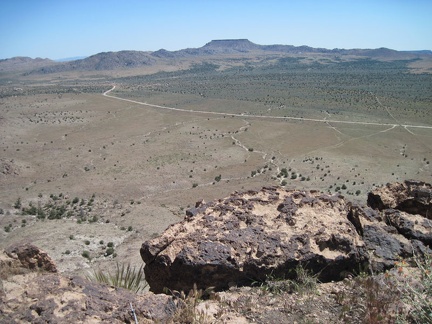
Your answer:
1,39 -> 431,323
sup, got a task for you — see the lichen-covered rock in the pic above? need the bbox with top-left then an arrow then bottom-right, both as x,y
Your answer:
367,180 -> 432,218
143,182 -> 432,294
5,243 -> 57,273
0,274 -> 176,323
0,246 -> 176,323
141,187 -> 369,293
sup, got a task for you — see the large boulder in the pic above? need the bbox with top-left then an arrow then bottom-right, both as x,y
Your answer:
142,182 -> 432,294
141,187 -> 369,293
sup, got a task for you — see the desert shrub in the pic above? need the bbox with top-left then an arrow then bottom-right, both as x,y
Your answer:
336,256 -> 432,324
82,251 -> 90,259
14,197 -> 22,209
400,254 -> 432,323
105,247 -> 115,256
107,242 -> 114,248
279,168 -> 289,178
87,262 -> 147,293
339,274 -> 402,323
170,284 -> 214,323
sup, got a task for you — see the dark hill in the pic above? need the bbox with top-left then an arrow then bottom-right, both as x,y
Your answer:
0,56 -> 55,72
31,51 -> 156,74
202,39 -> 261,52
8,39 -> 431,74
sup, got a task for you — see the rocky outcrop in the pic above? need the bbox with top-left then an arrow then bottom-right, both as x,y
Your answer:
141,187 -> 369,293
142,181 -> 432,294
367,180 -> 432,218
4,243 -> 57,273
0,244 -> 176,323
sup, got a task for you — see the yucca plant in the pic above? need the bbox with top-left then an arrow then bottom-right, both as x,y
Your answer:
88,262 -> 147,293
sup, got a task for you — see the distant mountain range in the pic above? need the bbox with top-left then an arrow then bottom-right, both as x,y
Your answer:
1,39 -> 431,74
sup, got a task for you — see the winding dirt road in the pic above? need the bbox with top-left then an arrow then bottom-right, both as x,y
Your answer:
103,86 -> 432,131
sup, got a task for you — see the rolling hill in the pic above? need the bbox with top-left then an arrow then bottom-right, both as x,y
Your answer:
2,39 -> 431,74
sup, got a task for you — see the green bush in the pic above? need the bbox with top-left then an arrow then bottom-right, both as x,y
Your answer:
105,247 -> 114,256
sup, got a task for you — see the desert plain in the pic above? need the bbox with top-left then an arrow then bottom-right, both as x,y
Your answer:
1,43 -> 431,279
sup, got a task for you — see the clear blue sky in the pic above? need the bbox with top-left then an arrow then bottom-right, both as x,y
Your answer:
0,0 -> 431,59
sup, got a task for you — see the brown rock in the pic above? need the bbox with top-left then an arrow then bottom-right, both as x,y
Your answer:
0,247 -> 176,323
367,180 -> 432,218
5,243 -> 57,273
141,188 -> 369,293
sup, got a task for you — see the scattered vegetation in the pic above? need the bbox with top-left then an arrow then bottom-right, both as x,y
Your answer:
15,193 -> 104,223
337,254 -> 432,323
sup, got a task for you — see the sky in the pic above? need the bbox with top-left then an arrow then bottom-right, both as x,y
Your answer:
0,0 -> 431,60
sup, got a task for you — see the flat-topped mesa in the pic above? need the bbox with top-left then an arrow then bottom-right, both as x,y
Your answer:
202,39 -> 260,51
141,181 -> 432,294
